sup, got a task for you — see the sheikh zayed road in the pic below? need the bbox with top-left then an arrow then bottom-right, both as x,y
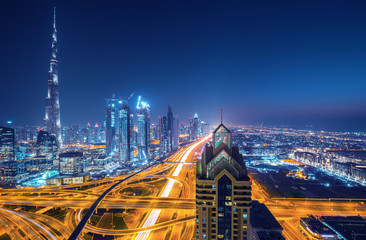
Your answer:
0,135 -> 365,240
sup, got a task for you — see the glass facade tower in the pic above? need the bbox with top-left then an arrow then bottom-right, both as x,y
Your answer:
196,121 -> 251,240
44,7 -> 62,145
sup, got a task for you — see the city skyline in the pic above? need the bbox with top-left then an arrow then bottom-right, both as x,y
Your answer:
1,2 -> 366,239
1,1 -> 366,131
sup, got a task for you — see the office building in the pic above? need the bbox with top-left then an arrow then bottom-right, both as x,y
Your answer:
36,130 -> 58,159
59,152 -> 84,175
105,94 -> 118,154
159,116 -> 168,157
172,115 -> 179,150
119,103 -> 132,164
136,96 -> 150,161
196,120 -> 251,240
0,126 -> 16,163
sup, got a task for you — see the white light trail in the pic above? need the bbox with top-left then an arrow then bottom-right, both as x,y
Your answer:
0,208 -> 58,240
134,136 -> 210,240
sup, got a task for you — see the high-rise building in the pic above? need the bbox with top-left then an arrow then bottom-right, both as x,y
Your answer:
44,7 -> 62,145
158,116 -> 168,157
0,126 -> 16,163
105,94 -> 118,155
202,122 -> 211,136
136,96 -> 150,161
189,113 -> 199,140
172,115 -> 179,150
196,120 -> 251,240
0,126 -> 18,186
119,103 -> 132,163
167,105 -> 173,152
36,130 -> 58,159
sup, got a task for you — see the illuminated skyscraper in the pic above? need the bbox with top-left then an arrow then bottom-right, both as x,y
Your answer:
105,94 -> 118,155
0,126 -> 17,185
36,130 -> 58,159
189,113 -> 199,140
167,105 -> 173,152
136,96 -> 150,161
159,116 -> 168,157
119,103 -> 132,163
196,118 -> 251,240
172,115 -> 179,150
44,7 -> 62,145
0,126 -> 16,163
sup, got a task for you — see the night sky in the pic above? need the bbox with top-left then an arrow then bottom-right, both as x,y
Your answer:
1,0 -> 366,131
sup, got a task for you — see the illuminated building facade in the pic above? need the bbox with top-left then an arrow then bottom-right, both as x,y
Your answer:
105,94 -> 118,154
190,113 -> 199,140
59,152 -> 84,175
0,126 -> 18,185
196,121 -> 251,240
159,116 -> 168,157
0,126 -> 16,163
136,96 -> 150,161
167,105 -> 173,152
36,130 -> 58,159
172,115 -> 179,150
44,7 -> 62,145
119,103 -> 132,163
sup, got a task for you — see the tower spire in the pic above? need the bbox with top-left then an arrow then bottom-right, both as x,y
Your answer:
53,6 -> 56,30
221,109 -> 223,124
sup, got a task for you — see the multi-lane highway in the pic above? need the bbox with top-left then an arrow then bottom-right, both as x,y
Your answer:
1,136 -> 365,240
0,137 -> 209,240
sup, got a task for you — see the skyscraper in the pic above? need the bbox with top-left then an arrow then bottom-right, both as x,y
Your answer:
167,105 -> 173,152
0,126 -> 17,185
36,130 -> 58,159
118,103 -> 131,164
44,7 -> 62,145
196,118 -> 251,240
105,94 -> 118,155
136,96 -> 150,161
158,116 -> 168,158
172,115 -> 179,150
0,126 -> 16,163
189,113 -> 199,140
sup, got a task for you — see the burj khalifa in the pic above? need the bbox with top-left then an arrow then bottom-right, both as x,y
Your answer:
44,7 -> 62,145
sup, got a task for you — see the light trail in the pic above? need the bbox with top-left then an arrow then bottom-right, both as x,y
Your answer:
135,136 -> 210,240
0,207 -> 58,240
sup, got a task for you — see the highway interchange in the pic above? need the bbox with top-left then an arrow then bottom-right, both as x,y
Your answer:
0,136 -> 365,240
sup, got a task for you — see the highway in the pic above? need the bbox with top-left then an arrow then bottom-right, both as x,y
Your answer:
0,137 -> 209,240
1,136 -> 364,240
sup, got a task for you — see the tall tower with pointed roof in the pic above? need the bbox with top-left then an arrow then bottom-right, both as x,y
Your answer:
196,118 -> 251,240
44,7 -> 62,146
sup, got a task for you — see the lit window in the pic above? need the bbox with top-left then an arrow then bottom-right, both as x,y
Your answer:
214,125 -> 231,149
243,214 -> 247,218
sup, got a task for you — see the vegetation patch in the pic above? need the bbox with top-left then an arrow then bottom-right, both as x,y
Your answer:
43,208 -> 68,222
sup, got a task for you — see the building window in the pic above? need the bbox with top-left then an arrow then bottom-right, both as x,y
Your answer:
203,218 -> 206,222
212,185 -> 216,189
243,214 -> 247,218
